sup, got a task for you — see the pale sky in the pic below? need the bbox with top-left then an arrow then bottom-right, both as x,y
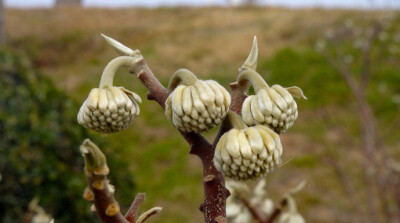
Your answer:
3,0 -> 400,8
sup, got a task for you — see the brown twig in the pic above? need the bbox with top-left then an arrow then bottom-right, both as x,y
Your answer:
360,23 -> 382,92
81,139 -> 129,223
81,140 -> 162,223
125,193 -> 146,223
319,19 -> 398,222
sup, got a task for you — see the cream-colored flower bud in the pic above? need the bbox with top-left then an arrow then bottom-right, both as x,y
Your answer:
77,55 -> 141,133
214,112 -> 282,181
78,86 -> 141,133
165,69 -> 231,133
237,36 -> 306,134
238,70 -> 307,134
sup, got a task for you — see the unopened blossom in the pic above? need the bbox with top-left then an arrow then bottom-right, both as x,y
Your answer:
214,112 -> 282,181
165,69 -> 231,133
78,55 -> 141,133
238,70 -> 306,134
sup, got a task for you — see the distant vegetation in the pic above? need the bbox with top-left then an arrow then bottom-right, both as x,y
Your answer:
0,47 -> 135,222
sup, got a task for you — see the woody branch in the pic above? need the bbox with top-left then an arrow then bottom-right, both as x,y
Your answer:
80,139 -> 162,223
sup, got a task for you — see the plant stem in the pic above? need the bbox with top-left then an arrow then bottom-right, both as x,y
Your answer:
99,56 -> 137,88
226,111 -> 247,130
237,70 -> 269,93
167,68 -> 198,91
81,139 -> 129,223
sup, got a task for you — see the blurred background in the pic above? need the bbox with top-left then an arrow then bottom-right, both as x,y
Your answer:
0,0 -> 399,222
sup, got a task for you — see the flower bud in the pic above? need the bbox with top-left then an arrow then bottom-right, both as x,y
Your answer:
165,69 -> 231,133
242,84 -> 306,134
235,38 -> 306,134
77,86 -> 141,133
213,125 -> 282,181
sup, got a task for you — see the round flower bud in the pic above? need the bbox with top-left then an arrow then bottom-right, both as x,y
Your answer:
77,54 -> 142,134
237,70 -> 306,134
213,125 -> 282,181
77,86 -> 141,133
165,69 -> 231,133
242,85 -> 306,134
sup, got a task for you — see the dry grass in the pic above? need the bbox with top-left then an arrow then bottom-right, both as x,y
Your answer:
5,7 -> 381,94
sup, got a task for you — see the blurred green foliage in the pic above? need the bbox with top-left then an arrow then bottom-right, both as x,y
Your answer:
0,47 -> 135,223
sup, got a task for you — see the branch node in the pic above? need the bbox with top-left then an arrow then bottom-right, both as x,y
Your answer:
214,216 -> 227,223
92,179 -> 105,190
199,202 -> 206,212
94,165 -> 110,176
223,187 -> 231,198
204,175 -> 215,183
147,92 -> 155,101
229,82 -> 238,90
129,59 -> 146,76
83,187 -> 95,201
105,202 -> 121,217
